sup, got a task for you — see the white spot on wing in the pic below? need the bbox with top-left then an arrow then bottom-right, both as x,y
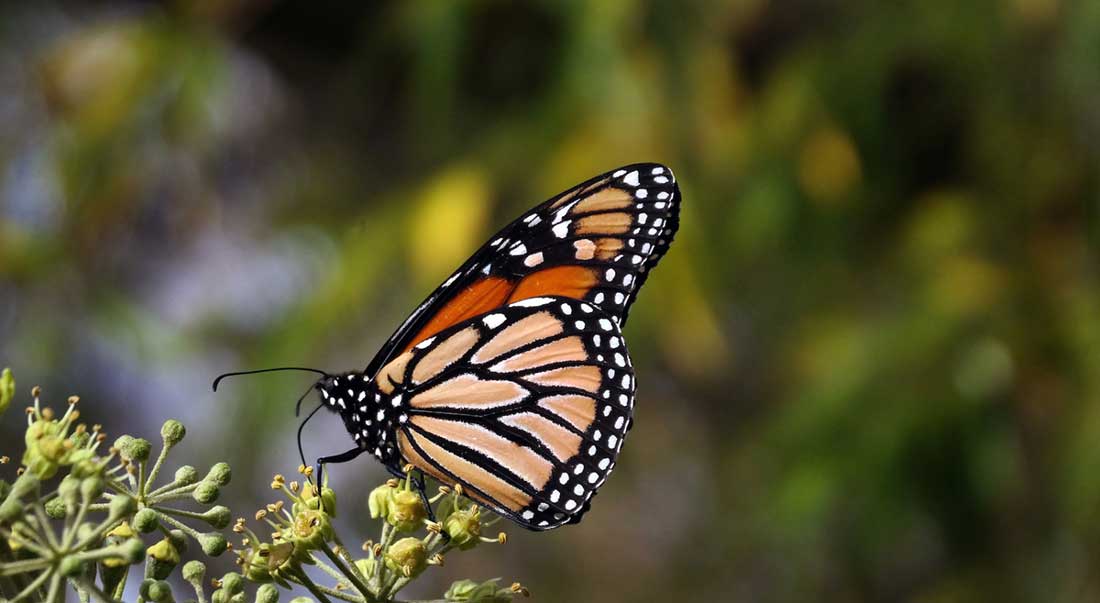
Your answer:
524,252 -> 544,267
483,313 -> 507,329
511,297 -> 554,308
623,171 -> 640,187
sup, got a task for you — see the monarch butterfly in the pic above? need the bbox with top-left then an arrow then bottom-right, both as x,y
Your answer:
216,163 -> 679,530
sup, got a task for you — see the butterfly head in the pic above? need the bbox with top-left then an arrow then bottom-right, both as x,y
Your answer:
316,372 -> 400,464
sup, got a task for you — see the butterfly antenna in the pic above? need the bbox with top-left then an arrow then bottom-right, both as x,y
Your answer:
211,367 -> 329,392
297,399 -> 326,473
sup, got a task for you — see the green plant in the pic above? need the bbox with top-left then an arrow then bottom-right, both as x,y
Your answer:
233,465 -> 528,603
0,370 -> 527,603
0,372 -> 233,602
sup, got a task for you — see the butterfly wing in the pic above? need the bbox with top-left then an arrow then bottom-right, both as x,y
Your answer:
364,163 -> 679,378
377,296 -> 635,530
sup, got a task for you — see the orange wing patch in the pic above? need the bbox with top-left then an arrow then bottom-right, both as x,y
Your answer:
410,416 -> 554,490
376,351 -> 413,394
575,212 -> 632,235
489,336 -> 588,373
399,431 -> 532,512
572,188 -> 633,214
500,412 -> 583,462
524,365 -> 602,391
508,265 -> 598,304
538,394 -> 597,431
405,277 -> 513,352
411,327 -> 480,384
549,177 -> 610,210
409,373 -> 528,410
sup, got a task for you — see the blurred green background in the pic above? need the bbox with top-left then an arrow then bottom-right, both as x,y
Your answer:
2,0 -> 1099,601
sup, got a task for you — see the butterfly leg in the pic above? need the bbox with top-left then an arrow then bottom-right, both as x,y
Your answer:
410,469 -> 452,544
313,446 -> 367,487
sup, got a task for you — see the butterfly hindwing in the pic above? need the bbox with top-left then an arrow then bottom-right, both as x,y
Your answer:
364,163 -> 679,378
381,296 -> 636,530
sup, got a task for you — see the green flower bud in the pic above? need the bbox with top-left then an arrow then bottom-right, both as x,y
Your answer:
0,368 -> 14,416
205,462 -> 232,486
354,558 -> 374,578
140,579 -> 175,603
112,435 -> 135,454
167,529 -> 188,553
193,481 -> 220,503
23,452 -> 59,479
242,541 -> 296,583
444,578 -> 514,602
57,475 -> 81,505
44,497 -> 68,519
368,483 -> 393,519
58,556 -> 86,577
71,457 -> 103,478
298,483 -> 336,516
182,560 -> 206,583
160,420 -> 186,446
108,493 -> 137,518
119,437 -> 152,462
133,508 -> 159,533
204,505 -> 232,529
291,509 -> 333,550
255,583 -> 280,603
199,532 -> 228,556
174,465 -> 199,485
147,538 -> 181,580
146,580 -> 175,603
76,522 -> 98,542
387,490 -> 427,533
220,572 -> 244,595
384,537 -> 428,578
122,538 -> 147,564
288,598 -> 315,603
101,523 -> 139,568
80,476 -> 105,500
443,507 -> 483,550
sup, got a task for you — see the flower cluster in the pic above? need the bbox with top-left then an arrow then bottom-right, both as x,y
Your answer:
0,369 -> 529,603
232,465 -> 528,603
0,371 -> 235,603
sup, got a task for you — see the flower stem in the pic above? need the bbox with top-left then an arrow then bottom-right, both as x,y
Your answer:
144,442 -> 171,496
9,565 -> 51,602
319,541 -> 376,602
73,575 -> 117,603
287,567 -> 338,603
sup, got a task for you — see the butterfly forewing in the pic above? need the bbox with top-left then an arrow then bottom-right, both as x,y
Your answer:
382,296 -> 635,530
363,163 -> 679,378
